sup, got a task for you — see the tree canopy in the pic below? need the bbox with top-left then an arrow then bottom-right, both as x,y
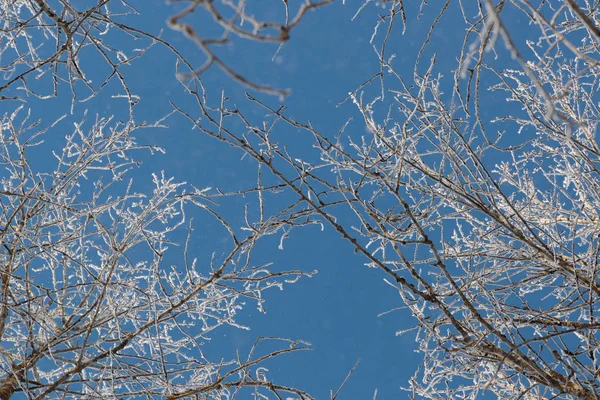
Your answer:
2,1 -> 600,399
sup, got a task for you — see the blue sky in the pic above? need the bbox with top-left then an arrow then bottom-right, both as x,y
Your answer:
118,2 -> 428,398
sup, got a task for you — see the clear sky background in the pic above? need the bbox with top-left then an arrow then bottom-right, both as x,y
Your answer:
124,2 -> 425,397
3,1 -> 535,398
